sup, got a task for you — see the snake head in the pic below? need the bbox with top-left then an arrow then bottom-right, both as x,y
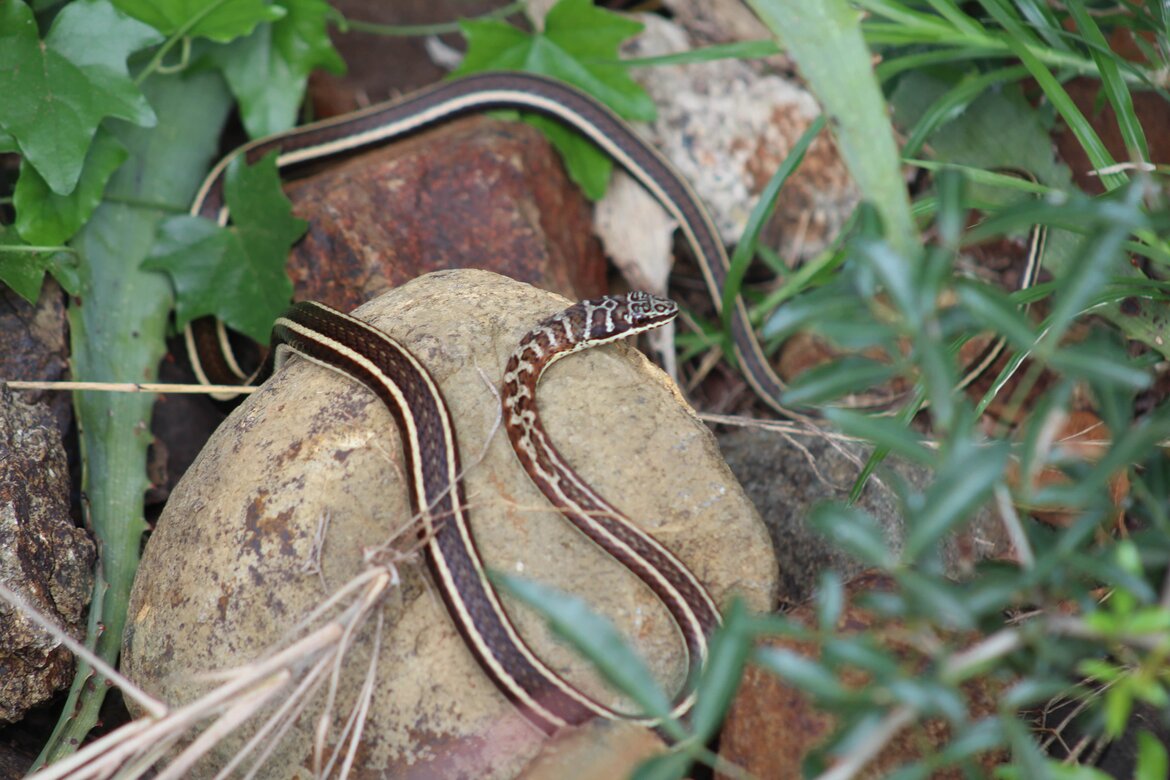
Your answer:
623,291 -> 678,330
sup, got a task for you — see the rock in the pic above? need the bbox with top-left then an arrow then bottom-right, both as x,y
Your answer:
517,720 -> 666,780
124,270 -> 776,778
283,115 -> 607,311
0,280 -> 71,434
717,427 -> 1011,604
623,14 -> 856,262
0,388 -> 94,724
718,573 -> 1009,779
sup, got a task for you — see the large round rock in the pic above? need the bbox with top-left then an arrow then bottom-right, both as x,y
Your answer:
124,270 -> 777,778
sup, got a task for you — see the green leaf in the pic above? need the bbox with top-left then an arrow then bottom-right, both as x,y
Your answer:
111,0 -> 284,42
492,572 -> 676,724
630,751 -> 691,780
0,0 -> 159,195
955,279 -> 1038,350
904,438 -> 1008,561
14,129 -> 128,246
722,115 -> 827,330
1047,340 -> 1151,391
209,0 -> 344,138
780,356 -> 898,407
143,152 -> 305,342
1138,731 -> 1170,780
0,227 -> 79,302
808,502 -> 895,569
688,600 -> 753,741
454,0 -> 651,198
755,646 -> 847,701
744,0 -> 918,255
823,408 -> 933,465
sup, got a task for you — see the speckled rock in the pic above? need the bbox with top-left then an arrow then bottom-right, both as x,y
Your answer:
0,388 -> 94,724
124,270 -> 776,778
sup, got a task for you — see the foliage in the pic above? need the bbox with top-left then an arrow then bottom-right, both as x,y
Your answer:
455,0 -> 652,199
2,0 -> 1169,777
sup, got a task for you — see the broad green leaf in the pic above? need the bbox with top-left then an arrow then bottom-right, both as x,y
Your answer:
455,0 -> 650,199
14,129 -> 128,246
0,0 -> 159,194
492,572 -> 676,724
38,69 -> 234,767
112,0 -> 283,42
457,0 -> 651,119
0,227 -> 78,302
144,152 -> 305,343
210,0 -> 344,138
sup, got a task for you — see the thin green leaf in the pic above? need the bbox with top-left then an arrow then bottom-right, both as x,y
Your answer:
688,600 -> 753,741
1047,342 -> 1151,390
904,439 -> 1008,561
780,356 -> 898,407
492,572 -> 676,724
808,502 -> 895,569
1066,0 -> 1149,161
754,647 -> 848,701
976,0 -> 1123,189
619,39 -> 781,68
630,751 -> 691,780
722,114 -> 826,330
823,408 -> 933,465
746,0 -> 919,255
956,279 -> 1038,350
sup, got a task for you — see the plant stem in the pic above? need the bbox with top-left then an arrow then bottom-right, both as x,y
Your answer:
341,1 -> 526,37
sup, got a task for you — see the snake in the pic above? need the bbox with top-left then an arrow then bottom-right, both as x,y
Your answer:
189,70 -> 1046,731
264,292 -> 717,735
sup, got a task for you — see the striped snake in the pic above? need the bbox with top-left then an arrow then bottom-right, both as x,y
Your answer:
265,292 -> 718,734
190,71 -> 1045,732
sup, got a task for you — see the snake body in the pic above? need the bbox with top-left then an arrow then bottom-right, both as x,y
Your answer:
266,294 -> 718,735
192,71 -> 1046,733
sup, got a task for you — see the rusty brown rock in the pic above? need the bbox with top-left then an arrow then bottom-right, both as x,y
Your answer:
0,389 -> 94,724
719,573 -> 1009,779
283,115 -> 608,312
125,270 -> 776,778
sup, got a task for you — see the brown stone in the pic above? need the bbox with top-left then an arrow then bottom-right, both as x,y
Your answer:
125,270 -> 776,778
282,115 -> 608,313
0,389 -> 94,724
